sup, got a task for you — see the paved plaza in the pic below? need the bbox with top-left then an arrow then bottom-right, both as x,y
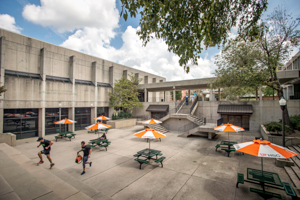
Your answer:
0,125 -> 296,200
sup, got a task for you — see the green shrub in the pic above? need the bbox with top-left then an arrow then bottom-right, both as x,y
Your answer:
264,121 -> 294,134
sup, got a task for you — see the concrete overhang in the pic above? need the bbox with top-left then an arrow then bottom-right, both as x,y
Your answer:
138,77 -> 217,91
277,70 -> 300,84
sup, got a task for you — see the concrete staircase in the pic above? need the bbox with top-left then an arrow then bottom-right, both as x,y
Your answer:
284,145 -> 300,192
0,143 -> 112,200
187,114 -> 205,126
145,124 -> 169,134
177,103 -> 193,114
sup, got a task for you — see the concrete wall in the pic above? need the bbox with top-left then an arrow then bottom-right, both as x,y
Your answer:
194,100 -> 300,131
0,132 -> 16,146
162,118 -> 193,132
0,28 -> 165,137
107,118 -> 137,129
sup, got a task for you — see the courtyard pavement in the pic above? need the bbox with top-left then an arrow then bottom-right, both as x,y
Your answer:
11,125 -> 296,199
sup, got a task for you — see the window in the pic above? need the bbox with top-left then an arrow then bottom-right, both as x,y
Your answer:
3,109 -> 39,139
75,107 -> 91,131
45,108 -> 68,135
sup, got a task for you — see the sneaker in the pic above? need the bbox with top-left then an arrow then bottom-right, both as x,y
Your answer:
81,171 -> 85,175
37,161 -> 44,165
50,163 -> 55,169
89,162 -> 92,167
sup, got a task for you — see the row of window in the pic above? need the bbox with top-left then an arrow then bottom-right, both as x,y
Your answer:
3,107 -> 109,140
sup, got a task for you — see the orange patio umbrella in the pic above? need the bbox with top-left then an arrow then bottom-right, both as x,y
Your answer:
54,118 -> 77,132
85,122 -> 111,137
214,123 -> 244,141
134,128 -> 166,150
142,119 -> 162,124
94,115 -> 110,122
234,139 -> 297,183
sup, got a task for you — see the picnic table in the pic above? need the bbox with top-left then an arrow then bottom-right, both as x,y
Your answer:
133,148 -> 166,169
215,140 -> 237,157
236,168 -> 296,199
55,131 -> 76,142
87,138 -> 111,151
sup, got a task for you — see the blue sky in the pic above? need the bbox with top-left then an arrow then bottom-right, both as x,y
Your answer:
0,0 -> 299,81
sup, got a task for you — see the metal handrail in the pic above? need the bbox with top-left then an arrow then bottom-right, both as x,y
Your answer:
176,100 -> 185,112
190,96 -> 199,114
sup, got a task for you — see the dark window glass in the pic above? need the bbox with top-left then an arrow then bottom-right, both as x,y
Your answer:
3,109 -> 38,140
45,108 -> 68,135
96,107 -> 109,124
75,107 -> 91,131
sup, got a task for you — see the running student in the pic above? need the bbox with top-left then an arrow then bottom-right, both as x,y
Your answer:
77,141 -> 92,175
37,137 -> 55,169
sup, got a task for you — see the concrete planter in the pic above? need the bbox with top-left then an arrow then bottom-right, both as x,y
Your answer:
107,118 -> 137,129
260,124 -> 300,146
275,158 -> 294,167
0,133 -> 16,146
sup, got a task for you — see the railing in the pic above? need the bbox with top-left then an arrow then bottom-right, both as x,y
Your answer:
190,96 -> 199,114
217,118 -> 223,126
176,100 -> 185,113
177,122 -> 198,134
191,113 -> 206,125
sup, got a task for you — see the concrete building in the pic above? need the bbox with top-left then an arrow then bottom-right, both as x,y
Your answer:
0,28 -> 166,139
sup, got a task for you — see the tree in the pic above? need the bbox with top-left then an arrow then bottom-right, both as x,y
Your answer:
170,91 -> 182,101
120,0 -> 267,73
263,86 -> 277,97
109,73 -> 143,113
0,85 -> 6,95
214,7 -> 300,127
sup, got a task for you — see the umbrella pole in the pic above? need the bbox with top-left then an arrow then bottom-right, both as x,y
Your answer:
261,157 -> 265,191
228,132 -> 229,141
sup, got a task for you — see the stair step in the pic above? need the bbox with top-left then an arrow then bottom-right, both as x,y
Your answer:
291,166 -> 300,180
284,166 -> 300,191
0,143 -> 93,200
291,157 -> 300,168
293,146 -> 300,154
48,168 -> 107,199
289,146 -> 300,160
0,149 -> 56,200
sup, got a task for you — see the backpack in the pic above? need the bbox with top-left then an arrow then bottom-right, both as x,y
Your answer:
75,154 -> 83,164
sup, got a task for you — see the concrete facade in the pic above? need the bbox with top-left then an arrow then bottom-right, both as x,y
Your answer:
0,28 -> 165,139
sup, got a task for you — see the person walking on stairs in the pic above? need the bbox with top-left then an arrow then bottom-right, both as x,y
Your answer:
37,137 -> 55,169
77,141 -> 92,175
185,95 -> 189,105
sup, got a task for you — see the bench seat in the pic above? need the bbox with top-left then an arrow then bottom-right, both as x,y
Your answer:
236,173 -> 244,188
250,187 -> 281,199
86,144 -> 96,148
134,158 -> 149,169
282,182 -> 296,197
133,154 -> 141,157
154,156 -> 166,167
215,144 -> 221,151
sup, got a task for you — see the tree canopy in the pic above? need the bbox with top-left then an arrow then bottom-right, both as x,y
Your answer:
214,7 -> 300,99
109,74 -> 143,113
120,0 -> 268,73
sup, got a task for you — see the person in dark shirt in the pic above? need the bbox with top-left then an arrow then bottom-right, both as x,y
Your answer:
37,137 -> 54,169
185,95 -> 189,105
77,141 -> 92,175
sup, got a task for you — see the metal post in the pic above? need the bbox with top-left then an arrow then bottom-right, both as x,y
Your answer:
281,106 -> 285,147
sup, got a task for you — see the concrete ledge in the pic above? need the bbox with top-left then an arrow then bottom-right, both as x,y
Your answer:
0,133 -> 16,146
275,158 -> 294,167
260,124 -> 300,146
107,118 -> 137,129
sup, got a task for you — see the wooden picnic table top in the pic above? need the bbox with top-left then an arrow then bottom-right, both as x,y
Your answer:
247,168 -> 282,186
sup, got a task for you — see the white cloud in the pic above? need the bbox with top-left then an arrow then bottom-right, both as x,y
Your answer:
63,25 -> 217,81
22,0 -> 119,33
0,14 -> 22,33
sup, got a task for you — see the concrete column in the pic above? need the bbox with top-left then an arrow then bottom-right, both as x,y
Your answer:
0,36 -> 5,133
109,66 -> 114,87
92,62 -> 97,122
259,87 -> 262,101
38,48 -> 46,137
144,89 -> 148,102
69,56 -> 76,131
152,78 -> 156,102
173,87 -> 176,107
68,107 -> 75,132
210,84 -> 213,101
